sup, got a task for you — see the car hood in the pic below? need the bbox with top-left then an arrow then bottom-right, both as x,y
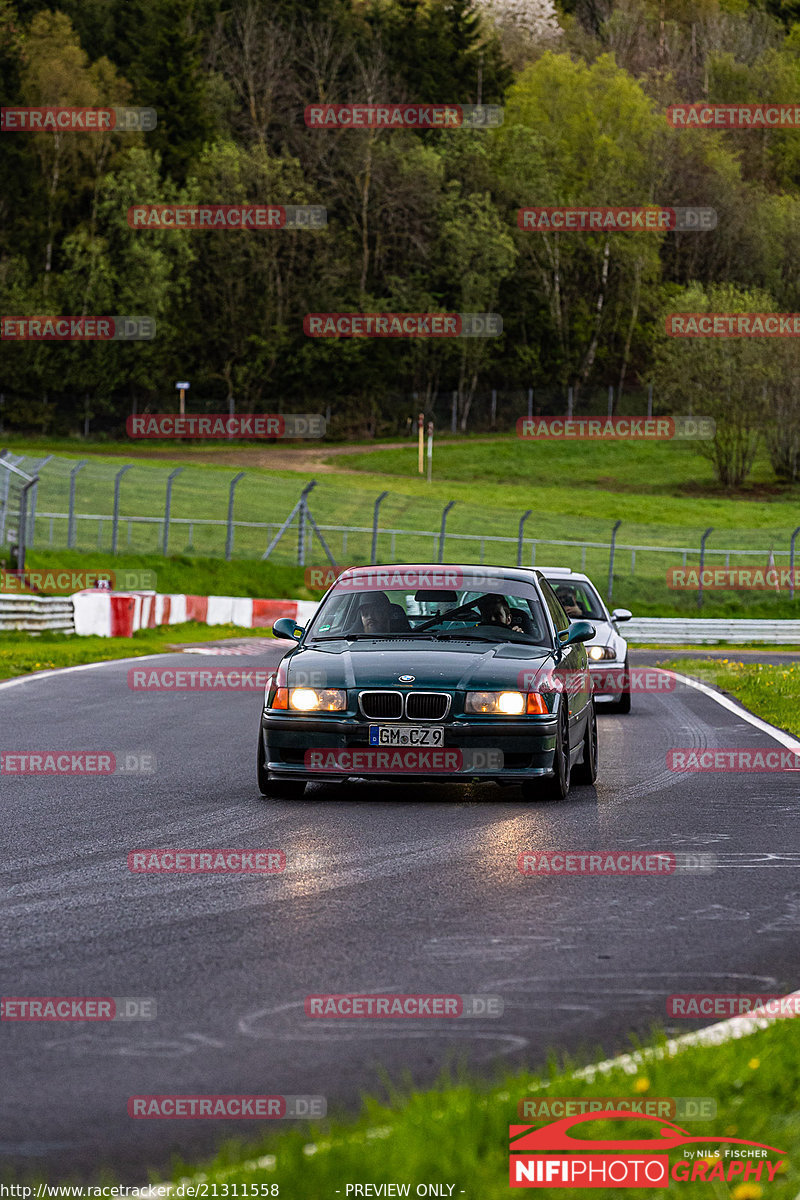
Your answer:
288,639 -> 555,692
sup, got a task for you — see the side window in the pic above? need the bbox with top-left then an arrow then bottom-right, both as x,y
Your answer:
539,578 -> 570,634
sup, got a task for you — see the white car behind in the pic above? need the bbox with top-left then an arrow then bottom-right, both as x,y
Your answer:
538,568 -> 632,712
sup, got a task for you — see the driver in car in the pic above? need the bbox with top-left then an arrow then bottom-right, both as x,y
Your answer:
555,586 -> 584,619
356,593 -> 392,634
477,593 -> 526,633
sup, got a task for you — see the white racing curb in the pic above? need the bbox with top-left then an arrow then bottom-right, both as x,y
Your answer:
137,987 -> 800,1197
662,668 -> 800,754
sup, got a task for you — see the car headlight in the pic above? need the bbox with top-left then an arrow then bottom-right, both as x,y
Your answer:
588,646 -> 616,661
465,690 -> 525,715
289,687 -> 346,712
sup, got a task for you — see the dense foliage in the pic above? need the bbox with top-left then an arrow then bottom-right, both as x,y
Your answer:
2,0 -> 800,483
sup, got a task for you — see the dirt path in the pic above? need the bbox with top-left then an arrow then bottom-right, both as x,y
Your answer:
92,438 -> 495,473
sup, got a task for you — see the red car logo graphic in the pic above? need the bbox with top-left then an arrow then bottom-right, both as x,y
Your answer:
510,1111 -> 786,1155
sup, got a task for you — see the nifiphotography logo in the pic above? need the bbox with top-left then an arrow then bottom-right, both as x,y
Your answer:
508,1112 -> 787,1187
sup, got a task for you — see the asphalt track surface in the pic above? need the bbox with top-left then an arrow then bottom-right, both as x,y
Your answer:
1,644 -> 799,1181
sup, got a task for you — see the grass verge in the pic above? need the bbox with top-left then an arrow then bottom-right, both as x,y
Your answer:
0,622 -> 273,682
63,1017 -> 799,1198
661,658 -> 800,739
20,551 -> 314,600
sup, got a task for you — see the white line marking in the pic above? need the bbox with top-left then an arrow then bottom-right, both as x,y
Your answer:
660,669 -> 800,753
0,654 -> 170,693
572,988 -> 800,1081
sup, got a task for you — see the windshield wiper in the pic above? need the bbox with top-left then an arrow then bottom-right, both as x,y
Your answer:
309,632 -> 417,641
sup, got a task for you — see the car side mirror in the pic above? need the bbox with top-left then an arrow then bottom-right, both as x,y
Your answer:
560,620 -> 595,646
273,616 -> 304,641
611,608 -> 632,623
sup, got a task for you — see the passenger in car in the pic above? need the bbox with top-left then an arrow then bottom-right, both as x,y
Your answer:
476,593 -> 528,634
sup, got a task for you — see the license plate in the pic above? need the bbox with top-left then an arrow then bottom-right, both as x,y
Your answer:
369,725 -> 444,747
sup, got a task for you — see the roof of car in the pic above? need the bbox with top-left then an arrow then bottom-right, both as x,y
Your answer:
339,564 -> 554,585
538,567 -> 594,585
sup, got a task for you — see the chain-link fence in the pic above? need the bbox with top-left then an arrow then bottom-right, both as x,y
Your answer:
5,452 -> 800,608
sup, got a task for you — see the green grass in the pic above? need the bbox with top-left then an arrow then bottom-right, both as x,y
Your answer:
0,622 -> 271,682
20,549 -> 314,600
52,1019 -> 794,1198
661,658 -> 800,738
5,438 -> 800,616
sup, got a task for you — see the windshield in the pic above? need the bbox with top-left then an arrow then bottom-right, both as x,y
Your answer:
549,579 -> 607,621
305,577 -> 552,645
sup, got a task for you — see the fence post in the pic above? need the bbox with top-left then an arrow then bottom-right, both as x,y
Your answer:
17,477 -> 38,572
297,480 -> 317,567
698,527 -> 713,610
490,389 -> 497,427
567,386 -> 573,419
371,491 -> 389,564
451,390 -> 457,434
68,460 -> 86,549
527,387 -> 533,419
608,385 -> 614,418
438,500 -> 455,563
647,383 -> 653,419
163,467 -> 184,556
225,471 -> 246,561
0,456 -> 11,545
790,526 -> 800,600
517,509 -> 532,567
26,454 -> 52,546
111,465 -> 132,554
607,520 -> 621,602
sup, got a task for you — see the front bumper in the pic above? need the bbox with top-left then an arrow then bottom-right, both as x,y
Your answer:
260,711 -> 559,784
588,660 -> 626,702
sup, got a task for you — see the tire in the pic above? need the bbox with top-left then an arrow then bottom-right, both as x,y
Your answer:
257,737 -> 306,799
521,702 -> 570,802
572,699 -> 598,785
610,658 -> 632,713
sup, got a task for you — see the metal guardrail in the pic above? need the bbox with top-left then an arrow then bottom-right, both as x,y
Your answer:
625,618 -> 800,644
0,594 -> 75,633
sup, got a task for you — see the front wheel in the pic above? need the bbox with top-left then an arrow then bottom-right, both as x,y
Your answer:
521,704 -> 570,802
257,738 -> 306,799
572,700 -> 598,785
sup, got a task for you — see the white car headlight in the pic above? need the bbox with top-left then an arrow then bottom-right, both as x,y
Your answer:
588,646 -> 616,661
465,690 -> 525,715
289,687 -> 346,712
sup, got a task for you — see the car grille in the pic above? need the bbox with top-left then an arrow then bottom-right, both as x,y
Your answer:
360,691 -> 403,719
406,692 -> 450,721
